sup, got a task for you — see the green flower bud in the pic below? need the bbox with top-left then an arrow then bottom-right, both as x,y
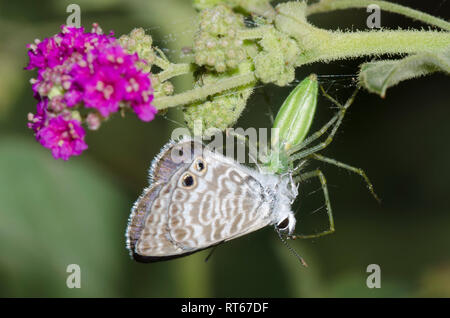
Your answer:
151,75 -> 174,99
193,0 -> 275,19
253,28 -> 299,86
183,60 -> 256,133
254,51 -> 295,86
119,28 -> 155,73
48,86 -> 64,99
193,5 -> 247,73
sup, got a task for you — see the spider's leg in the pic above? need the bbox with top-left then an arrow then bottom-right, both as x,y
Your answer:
308,153 -> 381,202
290,169 -> 334,239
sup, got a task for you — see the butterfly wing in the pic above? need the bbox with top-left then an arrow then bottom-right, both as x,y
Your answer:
127,183 -> 184,261
166,150 -> 272,252
127,137 -> 273,262
126,137 -> 204,261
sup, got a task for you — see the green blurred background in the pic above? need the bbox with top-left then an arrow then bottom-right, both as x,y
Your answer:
0,0 -> 449,297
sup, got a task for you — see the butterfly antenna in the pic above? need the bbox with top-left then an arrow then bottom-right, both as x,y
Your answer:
277,230 -> 308,267
204,245 -> 218,263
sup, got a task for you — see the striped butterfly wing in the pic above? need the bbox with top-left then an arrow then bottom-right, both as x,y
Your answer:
165,150 -> 272,252
127,137 -> 272,262
126,137 -> 204,261
127,183 -> 184,261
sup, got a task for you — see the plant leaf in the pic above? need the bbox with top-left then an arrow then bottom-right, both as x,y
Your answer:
359,46 -> 450,97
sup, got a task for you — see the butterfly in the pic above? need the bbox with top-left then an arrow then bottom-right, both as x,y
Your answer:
125,135 -> 300,263
125,87 -> 379,265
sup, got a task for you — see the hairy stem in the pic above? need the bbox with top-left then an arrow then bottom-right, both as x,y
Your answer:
238,25 -> 273,40
306,0 -> 450,31
157,63 -> 191,82
152,72 -> 256,109
152,1 -> 450,110
295,29 -> 450,66
275,7 -> 450,67
153,55 -> 171,70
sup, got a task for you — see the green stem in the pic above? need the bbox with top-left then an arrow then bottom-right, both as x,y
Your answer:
275,6 -> 450,67
157,63 -> 191,82
152,72 -> 256,109
306,0 -> 450,31
152,1 -> 450,111
296,29 -> 450,66
153,55 -> 170,70
238,25 -> 273,40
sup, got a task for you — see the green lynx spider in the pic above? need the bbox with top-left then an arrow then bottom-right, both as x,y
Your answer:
287,86 -> 380,239
231,85 -> 380,240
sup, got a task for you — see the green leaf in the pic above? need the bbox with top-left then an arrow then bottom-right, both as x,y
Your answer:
359,47 -> 450,97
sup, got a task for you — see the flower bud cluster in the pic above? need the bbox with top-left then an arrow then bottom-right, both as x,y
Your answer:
194,5 -> 247,72
183,60 -> 255,131
254,28 -> 299,86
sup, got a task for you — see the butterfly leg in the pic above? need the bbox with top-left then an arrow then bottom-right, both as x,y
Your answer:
308,153 -> 381,202
290,169 -> 335,239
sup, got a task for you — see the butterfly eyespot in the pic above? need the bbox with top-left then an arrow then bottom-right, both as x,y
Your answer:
194,158 -> 206,172
182,173 -> 195,188
178,148 -> 184,156
277,218 -> 289,231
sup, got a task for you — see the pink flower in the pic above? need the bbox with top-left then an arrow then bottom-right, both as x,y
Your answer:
64,89 -> 83,107
95,44 -> 133,67
131,99 -> 157,122
27,98 -> 48,133
25,37 -> 61,70
26,24 -> 156,119
81,66 -> 126,117
25,24 -> 157,160
36,115 -> 88,160
123,66 -> 152,102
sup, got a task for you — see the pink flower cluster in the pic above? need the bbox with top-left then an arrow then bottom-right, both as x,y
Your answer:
26,24 -> 156,160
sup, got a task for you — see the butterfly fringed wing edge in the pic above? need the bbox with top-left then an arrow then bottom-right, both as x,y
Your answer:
125,183 -> 162,261
126,135 -> 207,262
148,135 -> 202,185
125,135 -> 298,263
